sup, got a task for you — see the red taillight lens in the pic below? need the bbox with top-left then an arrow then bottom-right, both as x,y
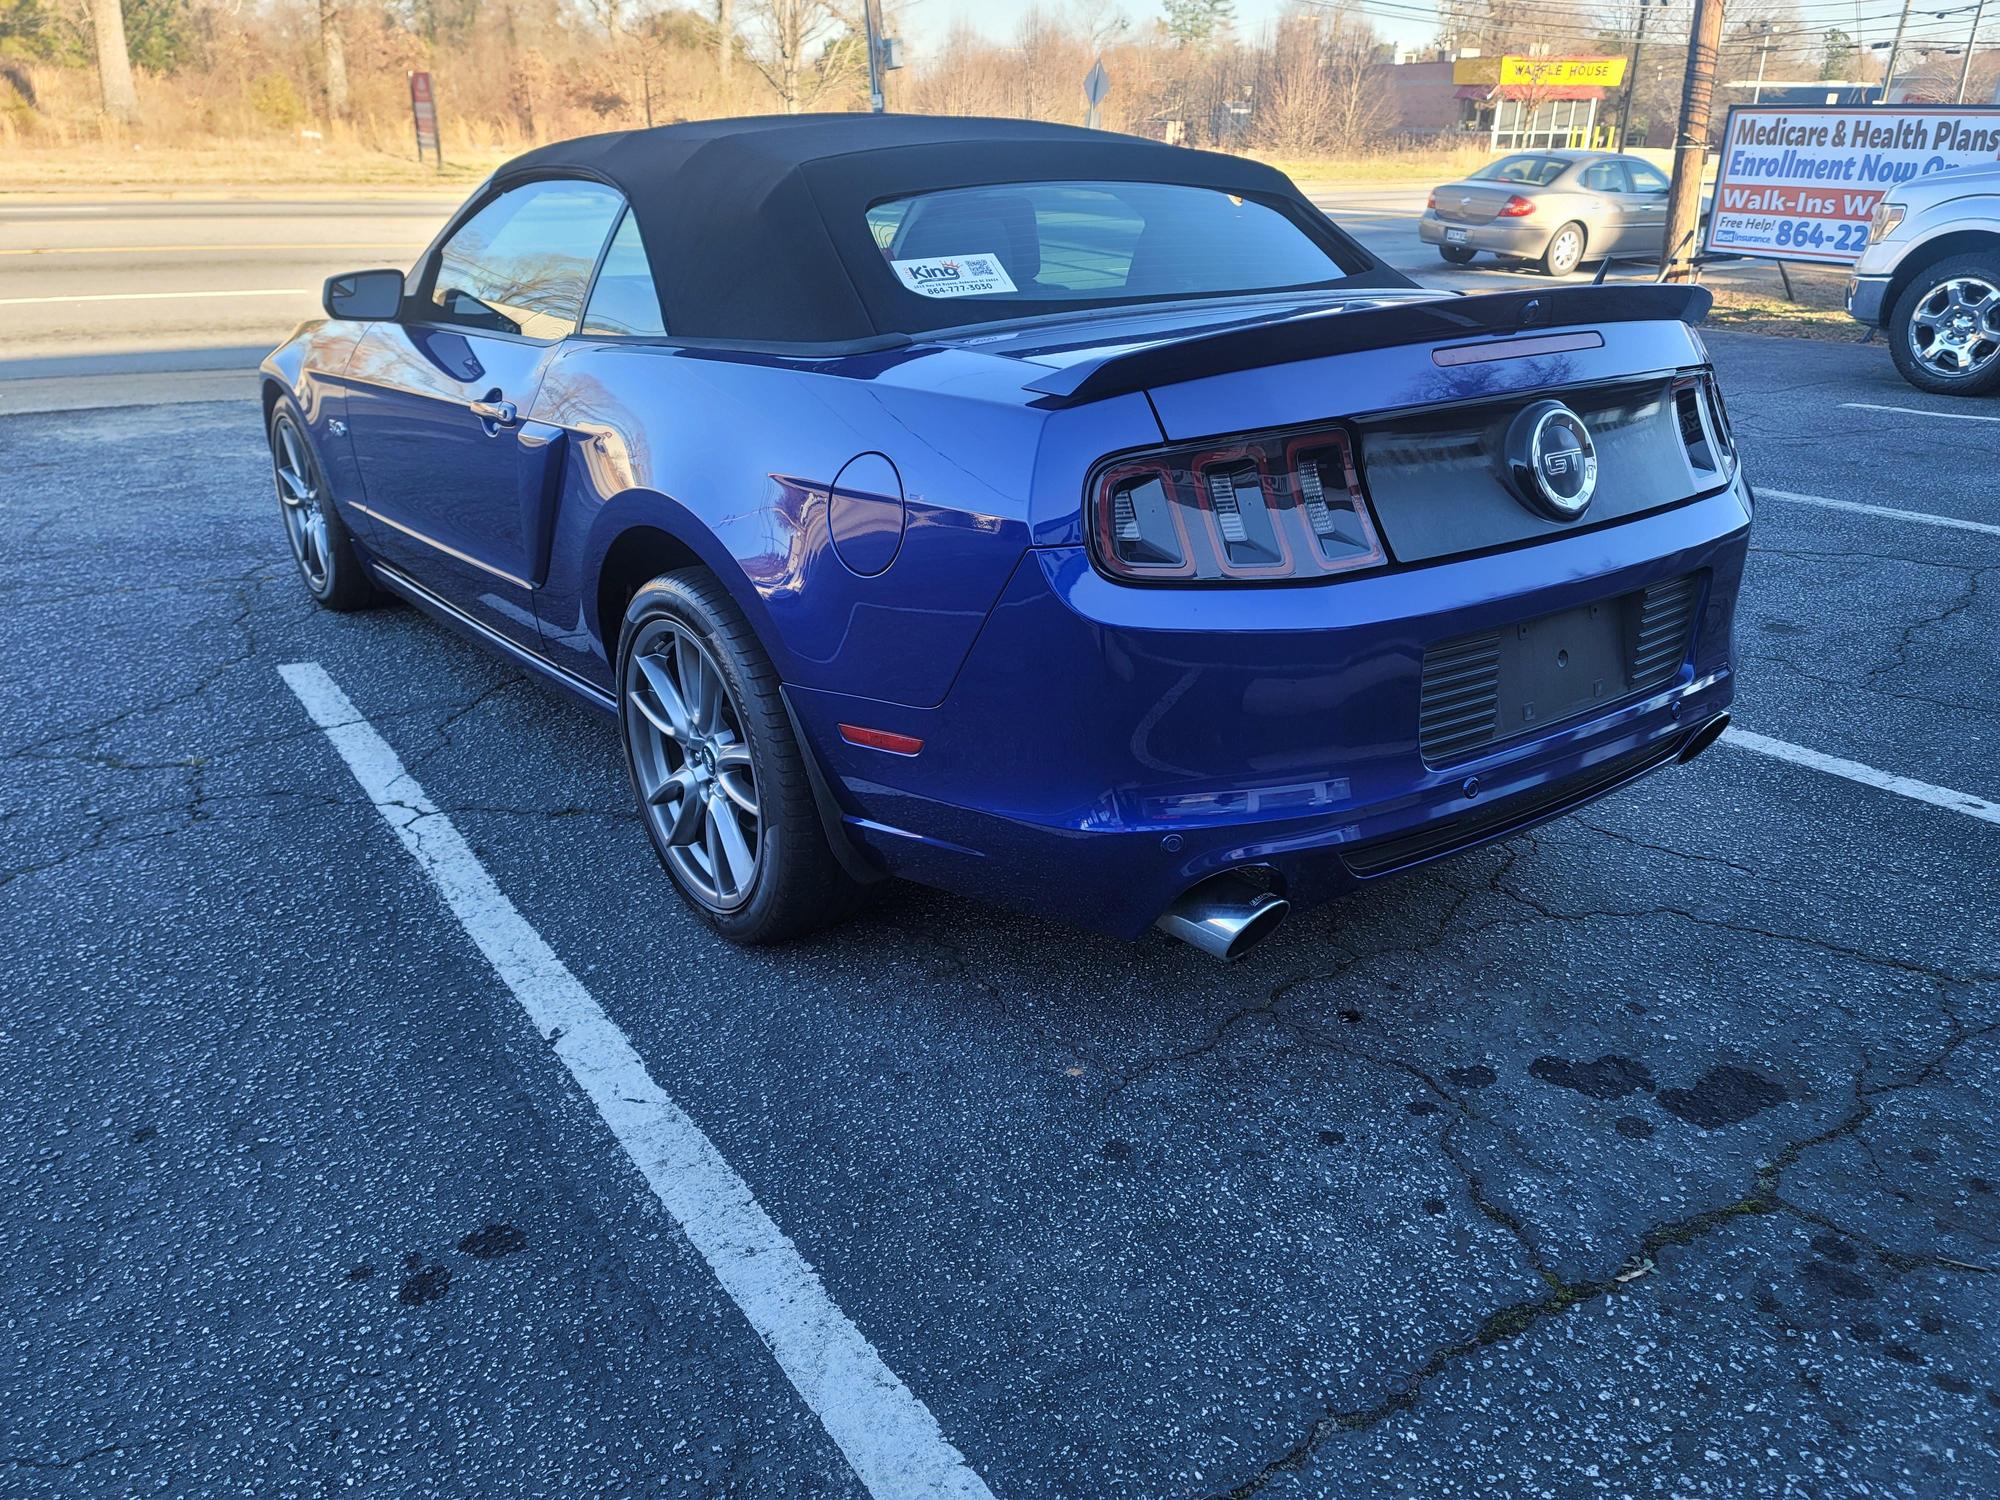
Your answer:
1090,426 -> 1386,583
1426,191 -> 1439,212
1498,194 -> 1536,218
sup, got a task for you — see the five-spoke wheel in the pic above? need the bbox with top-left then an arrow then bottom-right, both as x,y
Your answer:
617,570 -> 868,942
624,618 -> 762,912
269,407 -> 375,610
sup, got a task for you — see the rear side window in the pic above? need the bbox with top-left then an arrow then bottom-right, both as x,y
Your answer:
1581,161 -> 1632,193
1471,156 -> 1570,187
583,211 -> 668,337
864,181 -> 1348,308
427,179 -> 624,340
1629,161 -> 1671,194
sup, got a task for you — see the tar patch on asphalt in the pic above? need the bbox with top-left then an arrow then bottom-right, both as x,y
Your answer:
1528,1053 -> 1656,1100
1657,1065 -> 1790,1128
458,1222 -> 529,1260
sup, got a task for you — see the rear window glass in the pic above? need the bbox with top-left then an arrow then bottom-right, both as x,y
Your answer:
1470,155 -> 1571,186
864,181 -> 1348,310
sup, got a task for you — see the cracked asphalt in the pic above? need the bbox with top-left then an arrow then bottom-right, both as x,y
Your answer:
2,331 -> 1997,1497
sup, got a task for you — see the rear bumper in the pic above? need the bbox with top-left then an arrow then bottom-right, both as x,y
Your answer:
1419,212 -> 1550,257
792,482 -> 1752,939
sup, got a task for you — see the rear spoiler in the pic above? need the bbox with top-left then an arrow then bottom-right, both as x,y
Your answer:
1021,284 -> 1712,407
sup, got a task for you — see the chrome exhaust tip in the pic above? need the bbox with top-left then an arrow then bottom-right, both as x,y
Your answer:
1155,872 -> 1290,961
1678,711 -> 1731,764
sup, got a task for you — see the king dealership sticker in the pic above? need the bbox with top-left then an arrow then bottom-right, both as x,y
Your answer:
892,252 -> 1019,299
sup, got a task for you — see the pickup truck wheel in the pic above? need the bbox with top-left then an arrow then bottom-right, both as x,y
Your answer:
270,407 -> 376,611
618,569 -> 867,944
1438,243 -> 1477,265
1889,255 -> 2000,395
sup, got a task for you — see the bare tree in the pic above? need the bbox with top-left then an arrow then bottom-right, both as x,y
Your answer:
89,0 -> 138,122
319,0 -> 351,122
741,0 -> 856,114
1256,6 -> 1383,156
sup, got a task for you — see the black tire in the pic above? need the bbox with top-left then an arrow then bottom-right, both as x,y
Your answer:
269,406 -> 377,611
1539,221 -> 1587,278
1438,243 -> 1477,265
617,569 -> 866,944
1887,253 -> 2000,397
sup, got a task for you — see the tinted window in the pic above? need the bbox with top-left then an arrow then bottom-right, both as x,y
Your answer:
582,210 -> 668,337
864,181 -> 1348,309
428,179 -> 624,340
1581,161 -> 1632,193
1470,155 -> 1570,187
1629,160 -> 1671,194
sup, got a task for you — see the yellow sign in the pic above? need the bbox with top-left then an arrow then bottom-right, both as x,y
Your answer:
1452,56 -> 1629,89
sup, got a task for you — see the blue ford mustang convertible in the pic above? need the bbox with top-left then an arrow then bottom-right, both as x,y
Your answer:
262,115 -> 1748,958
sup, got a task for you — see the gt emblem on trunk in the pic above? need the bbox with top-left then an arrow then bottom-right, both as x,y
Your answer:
1504,401 -> 1598,521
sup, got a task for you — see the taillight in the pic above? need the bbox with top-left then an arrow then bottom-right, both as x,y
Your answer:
1497,194 -> 1536,218
1672,373 -> 1736,483
1426,191 -> 1439,212
1090,426 -> 1386,583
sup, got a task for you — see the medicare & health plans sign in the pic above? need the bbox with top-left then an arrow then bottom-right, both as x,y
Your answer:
1704,104 -> 2000,265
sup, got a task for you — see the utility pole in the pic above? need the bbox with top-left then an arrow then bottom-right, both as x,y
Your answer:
1663,0 -> 1725,283
1751,22 -> 1773,103
862,0 -> 886,113
1878,0 -> 1914,103
1959,0 -> 1989,103
1615,0 -> 1661,152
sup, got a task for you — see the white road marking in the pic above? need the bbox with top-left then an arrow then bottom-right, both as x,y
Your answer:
1759,487 -> 2000,538
277,661 -> 997,1500
1840,401 -> 2000,425
0,288 -> 309,307
1724,728 -> 2000,827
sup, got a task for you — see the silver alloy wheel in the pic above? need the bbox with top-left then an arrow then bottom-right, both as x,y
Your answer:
272,414 -> 331,592
623,618 -> 761,911
1548,226 -> 1584,276
1907,276 -> 2000,380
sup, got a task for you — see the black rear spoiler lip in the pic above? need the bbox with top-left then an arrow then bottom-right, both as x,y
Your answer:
1022,284 -> 1713,407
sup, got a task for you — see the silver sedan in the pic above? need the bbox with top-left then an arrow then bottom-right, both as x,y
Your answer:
1419,150 -> 1675,277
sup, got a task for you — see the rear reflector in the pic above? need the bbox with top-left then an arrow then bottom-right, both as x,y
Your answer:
838,724 -> 924,756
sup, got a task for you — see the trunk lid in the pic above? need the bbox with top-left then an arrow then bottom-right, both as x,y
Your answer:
1431,181 -> 1523,225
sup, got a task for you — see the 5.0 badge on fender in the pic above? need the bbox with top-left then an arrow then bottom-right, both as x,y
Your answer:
1504,400 -> 1598,521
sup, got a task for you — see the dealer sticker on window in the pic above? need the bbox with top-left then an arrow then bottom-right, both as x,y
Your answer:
890,252 -> 1018,299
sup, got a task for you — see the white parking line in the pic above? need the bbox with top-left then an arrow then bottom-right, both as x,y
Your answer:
1724,728 -> 2000,827
277,661 -> 997,1500
1759,488 -> 2000,538
1839,402 -> 2000,425
0,288 -> 309,307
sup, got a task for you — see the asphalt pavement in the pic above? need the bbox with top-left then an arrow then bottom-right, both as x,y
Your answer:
3,194 -> 1998,1497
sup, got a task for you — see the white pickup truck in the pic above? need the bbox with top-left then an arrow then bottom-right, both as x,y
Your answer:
1847,161 -> 2000,396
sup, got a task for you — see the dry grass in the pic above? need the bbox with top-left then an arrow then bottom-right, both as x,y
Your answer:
1699,259 -> 1863,340
1260,146 -> 1497,189
0,141 -> 509,193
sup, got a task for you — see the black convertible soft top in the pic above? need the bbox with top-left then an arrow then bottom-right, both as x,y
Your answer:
491,114 -> 1404,348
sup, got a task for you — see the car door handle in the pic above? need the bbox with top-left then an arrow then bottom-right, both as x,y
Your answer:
470,398 -> 518,428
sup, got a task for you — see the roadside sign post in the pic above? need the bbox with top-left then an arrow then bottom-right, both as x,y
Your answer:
409,71 -> 441,168
1084,59 -> 1110,132
1702,103 -> 2000,267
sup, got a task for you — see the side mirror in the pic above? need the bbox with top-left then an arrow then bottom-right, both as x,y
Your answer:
324,268 -> 405,322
